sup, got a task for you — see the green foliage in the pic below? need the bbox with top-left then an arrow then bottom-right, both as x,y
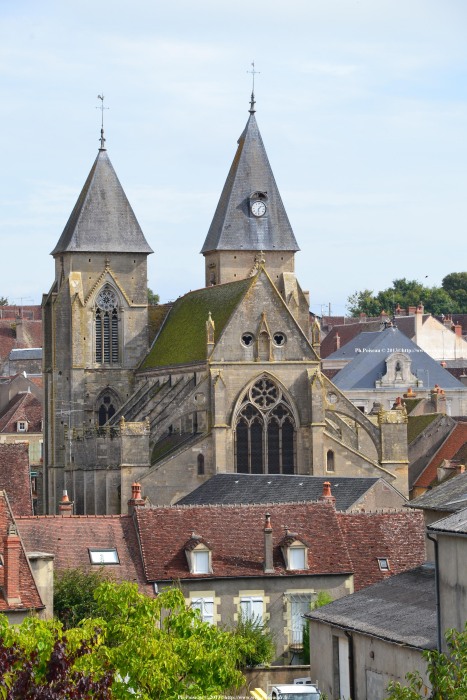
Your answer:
229,613 -> 275,668
387,625 -> 467,699
54,567 -> 113,630
347,274 -> 467,316
147,288 -> 160,305
0,614 -> 113,698
0,297 -> 8,306
92,582 -> 248,699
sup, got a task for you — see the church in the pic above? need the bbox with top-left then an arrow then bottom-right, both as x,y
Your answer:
42,96 -> 410,515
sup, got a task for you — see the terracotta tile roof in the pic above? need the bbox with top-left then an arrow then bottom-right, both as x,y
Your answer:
0,443 -> 33,516
16,514 -> 151,595
337,511 -> 425,590
136,503 -> 351,582
0,392 -> 42,433
0,491 -> 43,612
414,422 -> 467,489
134,502 -> 424,591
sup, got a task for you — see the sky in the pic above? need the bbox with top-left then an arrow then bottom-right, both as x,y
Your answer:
1,0 -> 467,316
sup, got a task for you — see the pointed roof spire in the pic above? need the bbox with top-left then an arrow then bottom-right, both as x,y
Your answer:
51,149 -> 153,255
201,106 -> 299,255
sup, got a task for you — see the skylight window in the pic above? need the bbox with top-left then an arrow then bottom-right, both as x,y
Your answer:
88,548 -> 119,565
377,558 -> 390,571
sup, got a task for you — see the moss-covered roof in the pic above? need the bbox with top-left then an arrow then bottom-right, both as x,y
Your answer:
407,414 -> 438,444
148,303 -> 172,346
403,398 -> 422,415
141,278 -> 253,369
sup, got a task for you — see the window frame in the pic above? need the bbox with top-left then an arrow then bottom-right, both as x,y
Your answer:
88,548 -> 120,565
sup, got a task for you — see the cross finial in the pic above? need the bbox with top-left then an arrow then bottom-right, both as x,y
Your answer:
247,61 -> 260,114
96,94 -> 109,150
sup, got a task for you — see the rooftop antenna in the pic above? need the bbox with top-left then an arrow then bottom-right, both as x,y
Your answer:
247,61 -> 260,114
96,94 -> 109,150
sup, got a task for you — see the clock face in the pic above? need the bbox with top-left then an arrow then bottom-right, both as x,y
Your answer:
251,200 -> 266,217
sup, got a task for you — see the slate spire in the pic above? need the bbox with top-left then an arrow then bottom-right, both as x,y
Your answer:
201,108 -> 299,255
51,149 -> 153,255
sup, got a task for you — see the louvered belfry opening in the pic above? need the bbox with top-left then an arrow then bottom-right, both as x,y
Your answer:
95,285 -> 119,364
235,377 -> 296,474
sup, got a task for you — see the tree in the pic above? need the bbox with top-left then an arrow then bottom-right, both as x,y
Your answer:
54,568 -> 113,629
229,612 -> 275,668
147,288 -> 160,305
0,615 -> 113,699
386,626 -> 467,699
0,297 -> 8,306
347,274 -> 467,317
92,582 -> 251,699
1,582 -> 257,700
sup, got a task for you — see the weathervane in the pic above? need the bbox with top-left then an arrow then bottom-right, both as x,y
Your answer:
96,94 -> 109,150
247,61 -> 260,113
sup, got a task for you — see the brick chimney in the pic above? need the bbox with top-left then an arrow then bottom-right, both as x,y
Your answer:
3,523 -> 22,606
335,333 -> 341,351
454,324 -> 462,337
128,482 -> 145,515
319,481 -> 336,508
58,490 -> 73,516
263,512 -> 274,573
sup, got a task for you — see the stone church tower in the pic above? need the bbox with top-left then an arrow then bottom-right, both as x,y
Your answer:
43,100 -> 409,515
42,135 -> 152,514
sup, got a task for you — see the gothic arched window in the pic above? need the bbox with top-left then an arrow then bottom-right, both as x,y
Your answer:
97,392 -> 117,427
326,449 -> 335,472
235,377 -> 296,474
95,285 -> 119,364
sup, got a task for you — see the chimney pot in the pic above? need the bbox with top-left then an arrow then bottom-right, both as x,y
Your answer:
58,490 -> 73,516
319,481 -> 336,508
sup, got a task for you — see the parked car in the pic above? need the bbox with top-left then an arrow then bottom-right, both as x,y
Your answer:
269,684 -> 321,700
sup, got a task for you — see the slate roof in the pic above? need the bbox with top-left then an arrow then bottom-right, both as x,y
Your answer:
201,112 -> 299,254
0,319 -> 43,368
427,506 -> 467,534
0,443 -> 33,516
9,348 -> 42,361
51,149 -> 153,255
17,514 -> 151,595
306,564 -> 436,650
410,471 -> 467,512
134,502 -> 425,590
329,327 -> 465,391
141,277 -> 253,369
0,491 -> 43,612
175,473 -> 397,511
414,423 -> 467,489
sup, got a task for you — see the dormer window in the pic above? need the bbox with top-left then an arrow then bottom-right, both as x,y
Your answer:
17,421 -> 28,433
280,531 -> 309,571
185,533 -> 212,575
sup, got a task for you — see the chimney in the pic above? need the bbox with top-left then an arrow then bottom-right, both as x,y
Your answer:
414,303 -> 424,341
454,324 -> 462,337
58,490 -> 73,516
335,333 -> 341,351
128,482 -> 145,515
3,523 -> 22,606
263,512 -> 274,573
395,303 -> 402,315
319,481 -> 336,508
408,306 -> 416,315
